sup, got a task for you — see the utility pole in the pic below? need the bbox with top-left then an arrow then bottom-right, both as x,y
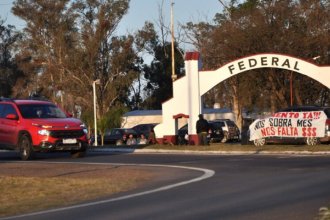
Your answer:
93,79 -> 100,146
171,0 -> 177,81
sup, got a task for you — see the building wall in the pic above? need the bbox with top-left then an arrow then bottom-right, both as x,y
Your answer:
121,111 -> 235,129
121,115 -> 163,128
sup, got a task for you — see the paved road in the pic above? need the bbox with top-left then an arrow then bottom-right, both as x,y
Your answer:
2,151 -> 330,220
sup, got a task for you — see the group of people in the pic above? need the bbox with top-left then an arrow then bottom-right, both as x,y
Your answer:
116,129 -> 156,146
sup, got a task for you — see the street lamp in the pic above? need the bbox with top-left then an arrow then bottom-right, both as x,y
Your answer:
93,79 -> 100,146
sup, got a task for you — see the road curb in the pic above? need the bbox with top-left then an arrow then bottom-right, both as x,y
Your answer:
89,147 -> 330,156
2,148 -> 329,156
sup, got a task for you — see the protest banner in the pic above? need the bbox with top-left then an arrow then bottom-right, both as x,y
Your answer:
249,111 -> 327,141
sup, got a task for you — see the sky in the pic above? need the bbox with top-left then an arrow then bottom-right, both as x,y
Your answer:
0,0 -> 222,38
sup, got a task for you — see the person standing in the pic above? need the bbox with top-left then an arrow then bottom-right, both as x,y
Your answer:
148,129 -> 156,144
196,114 -> 209,145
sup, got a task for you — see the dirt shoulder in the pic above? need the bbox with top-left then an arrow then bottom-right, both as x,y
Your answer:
0,162 -> 156,218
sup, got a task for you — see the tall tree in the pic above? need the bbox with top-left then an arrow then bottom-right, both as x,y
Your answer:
12,0 -> 140,124
0,18 -> 22,97
136,21 -> 184,110
184,0 -> 330,129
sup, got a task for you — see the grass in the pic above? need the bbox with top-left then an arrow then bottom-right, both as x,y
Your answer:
0,163 -> 153,218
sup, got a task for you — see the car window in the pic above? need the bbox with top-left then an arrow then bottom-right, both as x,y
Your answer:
126,129 -> 137,135
0,104 -> 5,118
0,104 -> 18,118
211,123 -> 222,129
218,122 -> 225,127
227,121 -> 236,126
18,104 -> 67,119
113,130 -> 121,135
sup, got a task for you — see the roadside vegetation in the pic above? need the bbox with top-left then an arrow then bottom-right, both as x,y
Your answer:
0,163 -> 154,218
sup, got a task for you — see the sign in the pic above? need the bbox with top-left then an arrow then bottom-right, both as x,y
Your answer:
249,111 -> 327,141
226,55 -> 302,75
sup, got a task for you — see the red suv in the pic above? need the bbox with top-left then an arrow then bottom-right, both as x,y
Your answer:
0,98 -> 88,160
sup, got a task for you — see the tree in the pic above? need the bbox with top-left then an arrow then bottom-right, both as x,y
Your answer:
135,21 -> 184,110
98,105 -> 127,145
183,0 -> 330,129
0,18 -> 22,97
11,0 -> 140,129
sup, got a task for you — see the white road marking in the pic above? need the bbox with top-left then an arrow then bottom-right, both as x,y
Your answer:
2,161 -> 215,220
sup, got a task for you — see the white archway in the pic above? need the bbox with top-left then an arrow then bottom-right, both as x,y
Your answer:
154,52 -> 330,144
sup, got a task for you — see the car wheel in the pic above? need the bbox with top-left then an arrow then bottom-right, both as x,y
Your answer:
71,150 -> 86,158
253,138 -> 266,147
306,137 -> 320,146
19,134 -> 34,160
71,143 -> 87,158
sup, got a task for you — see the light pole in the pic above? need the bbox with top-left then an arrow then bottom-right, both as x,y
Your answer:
170,0 -> 177,81
93,79 -> 100,146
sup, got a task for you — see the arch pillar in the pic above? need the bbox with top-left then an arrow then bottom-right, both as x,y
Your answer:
155,52 -> 202,144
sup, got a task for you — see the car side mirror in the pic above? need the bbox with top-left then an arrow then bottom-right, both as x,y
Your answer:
6,114 -> 18,120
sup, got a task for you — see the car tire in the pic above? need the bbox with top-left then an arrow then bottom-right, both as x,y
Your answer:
306,137 -> 320,146
71,150 -> 86,158
253,138 -> 266,147
71,143 -> 87,158
19,134 -> 34,160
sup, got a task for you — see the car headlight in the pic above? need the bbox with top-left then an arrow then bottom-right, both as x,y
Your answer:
38,129 -> 51,136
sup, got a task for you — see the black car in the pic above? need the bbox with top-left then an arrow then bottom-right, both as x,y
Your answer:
103,128 -> 138,145
252,106 -> 330,146
178,124 -> 189,145
209,119 -> 240,142
177,122 -> 224,145
131,123 -> 158,139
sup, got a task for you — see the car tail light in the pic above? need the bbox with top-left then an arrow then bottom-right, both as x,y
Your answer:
326,119 -> 330,131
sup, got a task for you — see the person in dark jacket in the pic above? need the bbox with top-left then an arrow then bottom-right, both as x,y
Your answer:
196,114 -> 209,145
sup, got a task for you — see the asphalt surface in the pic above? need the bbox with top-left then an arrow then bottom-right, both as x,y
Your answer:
1,150 -> 330,220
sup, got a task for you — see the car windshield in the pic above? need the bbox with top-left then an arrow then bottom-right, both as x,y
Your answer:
18,104 -> 67,119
